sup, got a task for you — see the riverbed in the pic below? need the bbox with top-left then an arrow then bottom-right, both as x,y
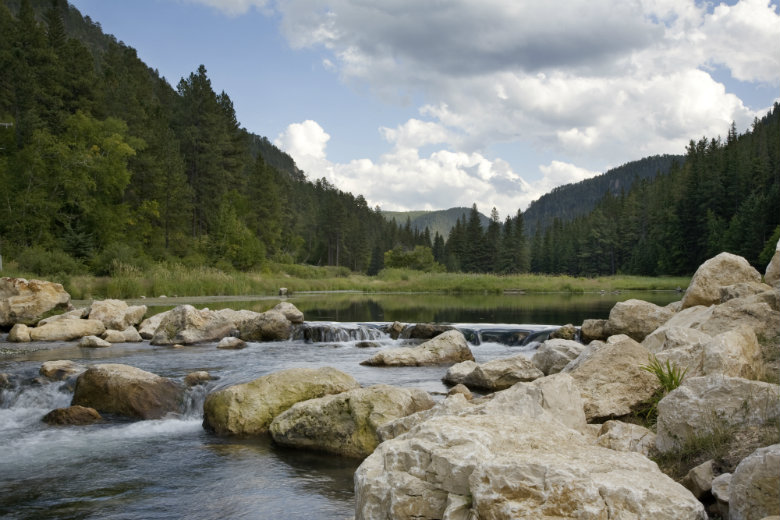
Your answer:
0,291 -> 679,519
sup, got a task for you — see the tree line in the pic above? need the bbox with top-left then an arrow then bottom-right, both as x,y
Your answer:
1,0 -> 777,279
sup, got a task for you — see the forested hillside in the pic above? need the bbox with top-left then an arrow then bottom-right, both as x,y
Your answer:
0,0 -> 429,275
383,207 -> 490,239
528,108 -> 780,276
523,155 -> 682,236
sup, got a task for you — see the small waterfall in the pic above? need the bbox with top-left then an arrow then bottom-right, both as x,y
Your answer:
293,322 -> 387,343
454,325 -> 559,347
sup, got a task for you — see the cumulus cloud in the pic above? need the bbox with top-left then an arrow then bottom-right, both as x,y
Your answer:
268,0 -> 778,215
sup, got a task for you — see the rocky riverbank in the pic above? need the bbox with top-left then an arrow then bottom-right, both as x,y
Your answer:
1,245 -> 778,519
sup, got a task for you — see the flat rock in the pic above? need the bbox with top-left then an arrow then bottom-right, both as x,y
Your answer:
270,384 -> 434,458
72,363 -> 185,420
202,366 -> 360,436
0,277 -> 71,327
217,337 -> 246,349
681,252 -> 762,309
361,330 -> 474,366
30,319 -> 106,342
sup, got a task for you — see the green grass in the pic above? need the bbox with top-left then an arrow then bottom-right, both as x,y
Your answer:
1,262 -> 690,300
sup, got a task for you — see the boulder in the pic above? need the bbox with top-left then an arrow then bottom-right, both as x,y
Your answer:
681,252 -> 762,309
361,330 -> 474,366
42,405 -> 102,426
40,360 -> 85,381
272,302 -> 304,324
700,326 -> 763,380
766,238 -> 780,287
387,321 -> 404,340
120,326 -> 143,343
563,335 -> 659,421
729,444 -> 780,520
532,338 -> 586,375
378,393 -> 475,441
655,376 -> 780,453
399,323 -> 453,340
30,319 -> 106,341
217,337 -> 246,350
137,311 -> 167,339
88,299 -> 146,330
549,323 -> 577,340
150,305 -> 237,345
0,277 -> 71,327
681,459 -> 715,500
355,414 -> 706,520
237,310 -> 291,342
102,329 -> 127,343
269,384 -> 435,458
184,371 -> 214,386
78,335 -> 112,348
697,296 -> 780,339
461,354 -> 543,391
580,318 -> 608,342
202,366 -> 360,436
604,299 -> 674,342
7,323 -> 31,342
72,363 -> 185,420
442,360 -> 478,385
596,420 -> 656,456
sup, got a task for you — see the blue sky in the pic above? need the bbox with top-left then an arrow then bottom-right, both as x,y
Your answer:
68,0 -> 780,218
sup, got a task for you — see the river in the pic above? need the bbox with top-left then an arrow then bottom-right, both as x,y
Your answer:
0,291 -> 679,519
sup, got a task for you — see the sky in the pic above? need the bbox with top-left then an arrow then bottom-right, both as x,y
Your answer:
68,0 -> 780,219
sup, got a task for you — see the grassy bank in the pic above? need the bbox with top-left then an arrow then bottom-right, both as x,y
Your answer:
1,262 -> 690,300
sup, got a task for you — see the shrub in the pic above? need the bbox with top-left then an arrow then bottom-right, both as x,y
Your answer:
14,246 -> 85,276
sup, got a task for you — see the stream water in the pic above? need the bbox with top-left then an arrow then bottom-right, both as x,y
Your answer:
0,291 -> 679,519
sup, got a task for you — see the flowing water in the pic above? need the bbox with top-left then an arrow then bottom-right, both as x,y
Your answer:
0,291 -> 679,519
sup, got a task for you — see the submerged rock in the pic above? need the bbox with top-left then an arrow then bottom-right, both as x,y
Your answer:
202,366 -> 360,436
217,337 -> 246,349
269,384 -> 434,458
39,360 -> 85,381
72,363 -> 185,420
42,405 -> 102,426
361,330 -> 474,366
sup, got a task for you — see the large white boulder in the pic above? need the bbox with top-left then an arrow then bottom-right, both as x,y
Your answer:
681,252 -> 762,309
269,384 -> 434,458
202,367 -> 360,436
563,335 -> 659,421
655,376 -> 780,453
88,299 -> 146,331
355,414 -> 706,520
361,330 -> 474,366
0,277 -> 71,327
532,338 -> 586,375
605,299 -> 674,342
150,305 -> 237,345
729,444 -> 780,520
697,296 -> 780,339
29,319 -> 106,341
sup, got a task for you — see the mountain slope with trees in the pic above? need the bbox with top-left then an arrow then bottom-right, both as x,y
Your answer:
383,207 -> 490,239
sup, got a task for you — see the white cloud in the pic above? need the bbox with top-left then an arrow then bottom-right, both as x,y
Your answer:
183,0 -> 269,16
268,1 -> 778,215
